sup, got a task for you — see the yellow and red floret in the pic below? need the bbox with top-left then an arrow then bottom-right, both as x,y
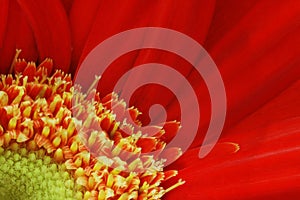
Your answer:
0,56 -> 184,200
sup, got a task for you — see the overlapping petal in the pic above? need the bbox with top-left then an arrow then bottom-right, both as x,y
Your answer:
0,0 -> 71,72
184,0 -> 300,148
69,0 -> 216,113
203,0 -> 300,140
69,0 -> 300,151
68,0 -> 102,73
17,0 -> 71,71
0,0 -> 38,74
164,78 -> 300,199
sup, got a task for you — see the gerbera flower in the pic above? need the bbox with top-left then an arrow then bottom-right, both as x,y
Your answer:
0,1 -> 184,199
0,0 -> 299,200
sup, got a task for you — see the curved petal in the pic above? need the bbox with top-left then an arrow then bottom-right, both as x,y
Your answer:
69,0 -> 102,74
17,0 -> 71,72
205,0 -> 260,48
164,80 -> 300,199
207,0 -> 300,130
0,0 -> 38,73
221,79 -> 300,145
190,0 -> 300,147
165,119 -> 300,200
71,0 -> 216,102
72,0 -> 216,66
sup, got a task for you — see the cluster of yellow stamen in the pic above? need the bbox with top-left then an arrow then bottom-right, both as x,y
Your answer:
0,56 -> 184,200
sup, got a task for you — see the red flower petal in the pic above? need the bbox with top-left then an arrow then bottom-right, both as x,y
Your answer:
205,0 -> 260,48
165,142 -> 239,172
190,0 -> 300,147
17,0 -> 71,72
71,1 -> 216,97
164,118 -> 300,199
209,0 -> 300,129
60,0 -> 73,15
223,79 -> 300,146
164,79 -> 300,199
68,0 -> 102,74
0,0 -> 38,73
0,0 -> 9,48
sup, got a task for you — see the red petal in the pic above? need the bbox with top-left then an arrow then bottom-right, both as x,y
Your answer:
60,0 -> 73,15
224,79 -> 300,146
0,0 -> 38,73
0,0 -> 9,48
176,119 -> 300,199
165,118 -> 300,199
190,0 -> 300,148
71,1 -> 216,92
213,1 -> 299,131
165,79 -> 300,199
205,0 -> 260,48
166,142 -> 239,171
68,0 -> 102,74
17,0 -> 71,72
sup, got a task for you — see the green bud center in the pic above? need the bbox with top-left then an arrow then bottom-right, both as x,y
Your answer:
0,146 -> 82,200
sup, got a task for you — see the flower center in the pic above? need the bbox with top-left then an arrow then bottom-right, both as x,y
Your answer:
0,52 -> 184,199
0,144 -> 82,200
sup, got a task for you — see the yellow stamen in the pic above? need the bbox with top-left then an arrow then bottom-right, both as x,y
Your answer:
165,179 -> 186,193
9,49 -> 22,74
0,56 -> 185,200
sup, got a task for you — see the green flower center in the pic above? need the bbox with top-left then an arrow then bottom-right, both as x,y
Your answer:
0,145 -> 82,200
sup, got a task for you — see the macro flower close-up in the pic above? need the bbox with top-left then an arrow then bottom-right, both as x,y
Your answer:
0,0 -> 299,200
